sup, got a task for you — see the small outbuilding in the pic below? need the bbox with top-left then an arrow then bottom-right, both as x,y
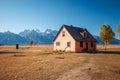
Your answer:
53,24 -> 97,52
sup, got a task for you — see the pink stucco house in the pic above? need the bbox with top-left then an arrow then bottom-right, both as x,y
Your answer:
53,24 -> 97,52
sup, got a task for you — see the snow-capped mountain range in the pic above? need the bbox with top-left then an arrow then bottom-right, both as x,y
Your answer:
0,29 -> 120,45
0,29 -> 57,45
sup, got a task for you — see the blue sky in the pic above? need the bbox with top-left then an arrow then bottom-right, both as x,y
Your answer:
0,0 -> 120,37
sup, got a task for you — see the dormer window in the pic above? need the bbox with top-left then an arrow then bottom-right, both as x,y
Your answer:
62,31 -> 65,37
80,32 -> 84,38
80,28 -> 87,38
84,32 -> 87,38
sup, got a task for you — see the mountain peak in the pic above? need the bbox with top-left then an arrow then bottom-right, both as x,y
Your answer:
0,29 -> 120,44
44,29 -> 52,34
4,31 -> 15,34
35,29 -> 41,33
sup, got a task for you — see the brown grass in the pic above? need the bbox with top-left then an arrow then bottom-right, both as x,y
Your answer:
0,44 -> 120,80
97,44 -> 120,51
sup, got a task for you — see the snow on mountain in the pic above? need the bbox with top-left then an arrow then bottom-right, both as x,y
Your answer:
44,29 -> 51,34
0,29 -> 119,45
0,31 -> 28,44
19,29 -> 57,44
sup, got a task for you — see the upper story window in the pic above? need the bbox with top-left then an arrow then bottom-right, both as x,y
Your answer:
67,42 -> 71,47
80,42 -> 83,47
80,28 -> 87,38
62,31 -> 65,37
84,32 -> 87,38
56,42 -> 60,46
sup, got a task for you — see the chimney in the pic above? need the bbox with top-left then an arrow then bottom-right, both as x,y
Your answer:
70,25 -> 73,27
83,28 -> 87,32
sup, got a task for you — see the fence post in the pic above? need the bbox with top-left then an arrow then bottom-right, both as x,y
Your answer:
16,44 -> 19,49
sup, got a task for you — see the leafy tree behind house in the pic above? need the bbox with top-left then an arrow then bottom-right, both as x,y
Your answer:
100,24 -> 115,50
116,22 -> 120,39
29,40 -> 34,46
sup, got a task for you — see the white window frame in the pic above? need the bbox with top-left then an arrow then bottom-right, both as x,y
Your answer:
56,42 -> 60,46
62,31 -> 65,37
67,42 -> 71,47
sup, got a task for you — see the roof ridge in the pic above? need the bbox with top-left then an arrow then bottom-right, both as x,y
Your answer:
63,24 -> 84,29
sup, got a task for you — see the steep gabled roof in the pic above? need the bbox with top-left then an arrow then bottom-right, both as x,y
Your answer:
53,24 -> 97,42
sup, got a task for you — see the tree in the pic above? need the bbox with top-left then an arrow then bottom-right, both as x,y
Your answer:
116,22 -> 120,38
100,24 -> 115,50
29,40 -> 34,46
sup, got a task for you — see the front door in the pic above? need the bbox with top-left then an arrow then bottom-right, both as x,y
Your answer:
86,42 -> 88,50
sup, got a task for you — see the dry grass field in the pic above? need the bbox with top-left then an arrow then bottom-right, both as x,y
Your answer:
0,45 -> 120,80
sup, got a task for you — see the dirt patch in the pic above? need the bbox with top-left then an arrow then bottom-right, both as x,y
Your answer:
55,57 -> 65,59
13,54 -> 26,57
56,58 -> 99,80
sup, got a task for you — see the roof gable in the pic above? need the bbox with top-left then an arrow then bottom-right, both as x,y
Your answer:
53,25 -> 64,42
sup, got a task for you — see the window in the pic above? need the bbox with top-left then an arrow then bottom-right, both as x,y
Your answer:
56,42 -> 60,46
67,42 -> 71,47
84,32 -> 87,38
91,42 -> 93,47
80,42 -> 83,47
62,31 -> 65,37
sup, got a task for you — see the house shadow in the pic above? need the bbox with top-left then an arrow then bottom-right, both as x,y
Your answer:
96,51 -> 120,54
0,51 -> 20,54
0,51 -> 26,57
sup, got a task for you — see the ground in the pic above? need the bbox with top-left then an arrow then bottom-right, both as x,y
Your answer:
0,45 -> 120,80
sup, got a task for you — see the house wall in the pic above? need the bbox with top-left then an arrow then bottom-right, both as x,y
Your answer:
53,27 -> 75,52
75,41 -> 96,52
75,41 -> 86,52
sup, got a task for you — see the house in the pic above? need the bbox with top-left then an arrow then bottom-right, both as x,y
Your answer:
53,24 -> 97,52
